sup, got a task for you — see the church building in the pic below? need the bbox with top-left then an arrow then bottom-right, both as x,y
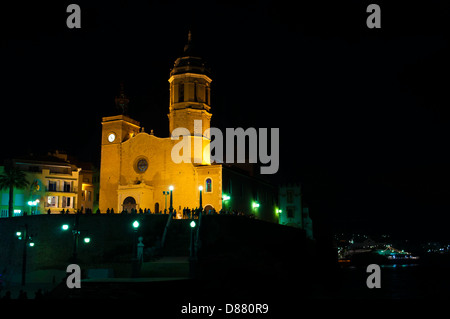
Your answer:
99,32 -> 278,222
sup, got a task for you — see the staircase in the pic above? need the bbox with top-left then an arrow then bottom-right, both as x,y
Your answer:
138,219 -> 192,278
140,256 -> 189,278
162,219 -> 192,257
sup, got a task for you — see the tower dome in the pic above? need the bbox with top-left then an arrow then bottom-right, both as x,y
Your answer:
170,31 -> 210,77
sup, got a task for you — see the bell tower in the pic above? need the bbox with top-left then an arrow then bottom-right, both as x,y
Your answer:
168,31 -> 212,138
99,85 -> 141,213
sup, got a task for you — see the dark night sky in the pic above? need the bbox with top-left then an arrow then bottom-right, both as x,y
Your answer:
1,1 -> 450,240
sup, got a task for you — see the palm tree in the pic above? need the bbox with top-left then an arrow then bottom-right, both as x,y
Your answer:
0,164 -> 29,217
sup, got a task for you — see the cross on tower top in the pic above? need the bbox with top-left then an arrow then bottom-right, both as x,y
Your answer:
115,82 -> 129,115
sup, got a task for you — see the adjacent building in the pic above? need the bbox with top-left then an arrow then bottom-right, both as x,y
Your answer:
278,183 -> 313,239
0,151 -> 95,217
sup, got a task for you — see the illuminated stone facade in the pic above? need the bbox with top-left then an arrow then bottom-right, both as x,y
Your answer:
99,113 -> 223,217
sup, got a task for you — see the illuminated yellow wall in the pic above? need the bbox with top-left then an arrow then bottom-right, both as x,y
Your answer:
99,116 -> 222,215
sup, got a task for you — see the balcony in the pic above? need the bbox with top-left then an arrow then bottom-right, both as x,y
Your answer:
45,187 -> 78,193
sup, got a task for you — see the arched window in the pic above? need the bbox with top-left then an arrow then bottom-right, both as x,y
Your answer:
205,178 -> 212,193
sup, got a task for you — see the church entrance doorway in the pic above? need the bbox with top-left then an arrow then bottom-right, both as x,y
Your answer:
204,205 -> 214,214
123,196 -> 137,213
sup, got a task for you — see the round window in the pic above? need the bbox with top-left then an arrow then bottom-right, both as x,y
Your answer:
136,158 -> 148,173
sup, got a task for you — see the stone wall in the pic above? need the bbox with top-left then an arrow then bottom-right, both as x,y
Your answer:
0,214 -> 169,274
0,214 -> 310,286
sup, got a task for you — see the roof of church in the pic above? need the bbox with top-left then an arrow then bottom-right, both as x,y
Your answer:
170,31 -> 211,77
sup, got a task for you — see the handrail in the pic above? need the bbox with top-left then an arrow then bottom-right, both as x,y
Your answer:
160,211 -> 173,249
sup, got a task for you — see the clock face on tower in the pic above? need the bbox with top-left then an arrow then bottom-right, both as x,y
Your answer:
108,133 -> 116,143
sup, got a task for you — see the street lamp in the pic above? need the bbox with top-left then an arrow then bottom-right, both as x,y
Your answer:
131,220 -> 140,277
61,214 -> 89,263
27,199 -> 39,215
169,185 -> 174,216
222,194 -> 231,210
189,219 -> 197,278
163,190 -> 169,212
198,185 -> 203,212
15,224 -> 34,285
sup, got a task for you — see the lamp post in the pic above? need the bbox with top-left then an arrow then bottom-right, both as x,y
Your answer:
72,213 -> 80,263
61,214 -> 90,264
169,185 -> 174,216
15,224 -> 34,285
198,186 -> 203,212
222,194 -> 231,211
27,199 -> 39,215
163,190 -> 169,212
252,201 -> 260,217
189,220 -> 197,278
131,220 -> 140,277
132,220 -> 139,260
